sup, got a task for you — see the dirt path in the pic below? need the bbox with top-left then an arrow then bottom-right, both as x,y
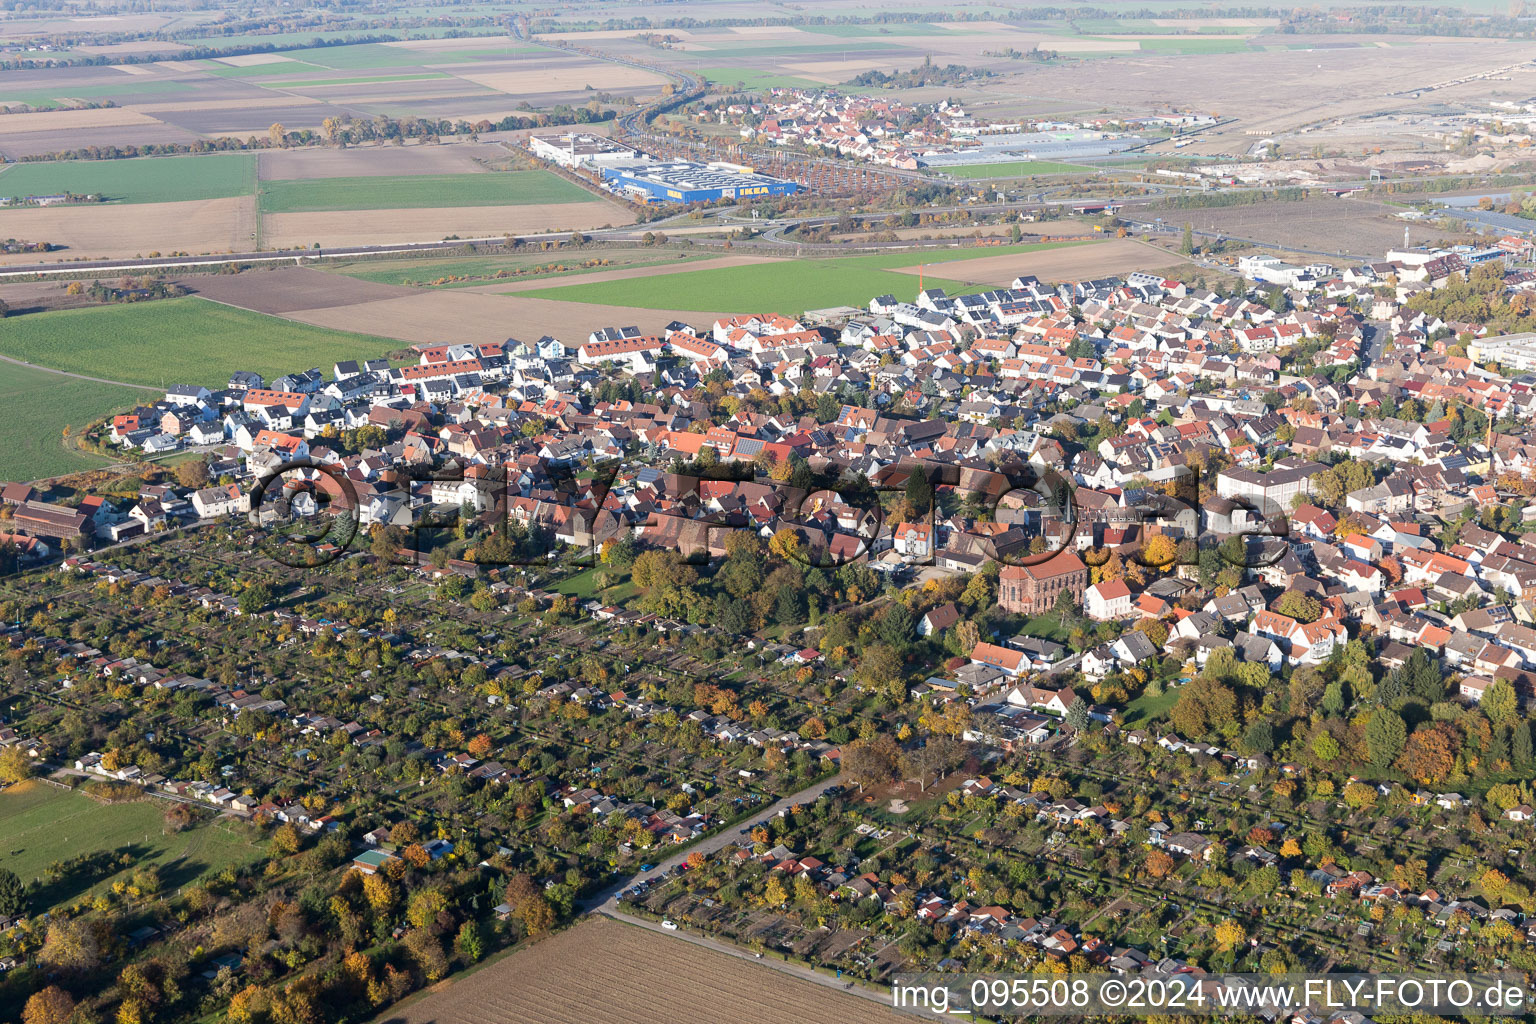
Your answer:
0,351 -> 158,390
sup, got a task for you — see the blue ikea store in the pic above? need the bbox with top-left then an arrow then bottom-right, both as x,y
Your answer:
599,160 -> 800,203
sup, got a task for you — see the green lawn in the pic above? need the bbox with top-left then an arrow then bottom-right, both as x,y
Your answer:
257,170 -> 593,213
0,781 -> 266,911
0,360 -> 133,482
0,297 -> 400,389
0,153 -> 255,205
521,242 -> 1090,313
1124,685 -> 1182,726
931,160 -> 1097,178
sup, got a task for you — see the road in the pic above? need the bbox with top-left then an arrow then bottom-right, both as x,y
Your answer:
579,772 -> 845,912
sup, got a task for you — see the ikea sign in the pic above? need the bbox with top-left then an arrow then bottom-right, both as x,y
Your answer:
735,186 -> 771,197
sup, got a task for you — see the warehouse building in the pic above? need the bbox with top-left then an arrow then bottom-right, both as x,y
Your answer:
528,132 -> 639,169
599,160 -> 800,203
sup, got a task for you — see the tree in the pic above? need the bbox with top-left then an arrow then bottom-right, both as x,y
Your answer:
1484,678 -> 1519,725
842,734 -> 901,791
239,583 -> 274,615
455,920 -> 485,962
1144,849 -> 1175,879
856,644 -> 906,702
268,122 -> 286,147
1365,710 -> 1407,768
1138,533 -> 1178,570
175,459 -> 210,489
1397,724 -> 1458,785
1515,720 -> 1534,766
270,823 -> 301,856
905,470 -> 933,516
0,867 -> 26,918
404,928 -> 449,980
1180,223 -> 1194,255
407,888 -> 449,930
0,746 -> 34,784
1274,591 -> 1321,623
40,919 -> 101,969
1243,720 -> 1275,754
1064,698 -> 1090,733
467,733 -> 493,758
1214,920 -> 1245,952
23,987 -> 75,1024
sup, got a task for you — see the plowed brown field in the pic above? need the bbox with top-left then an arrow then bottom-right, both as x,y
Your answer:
378,917 -> 904,1024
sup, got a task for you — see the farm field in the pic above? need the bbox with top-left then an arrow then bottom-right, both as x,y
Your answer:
0,196 -> 256,264
326,249 -> 714,289
0,297 -> 401,388
0,152 -> 255,204
0,780 -> 266,909
285,288 -> 736,347
256,170 -> 594,212
520,242 -> 1089,313
0,360 -> 134,481
1160,195 -> 1458,257
890,238 -> 1189,286
259,201 -> 629,249
382,916 -> 906,1024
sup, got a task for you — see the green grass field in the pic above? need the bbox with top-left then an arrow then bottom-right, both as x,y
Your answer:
698,67 -> 823,90
275,42 -> 456,69
257,170 -> 592,213
263,71 -> 452,88
0,153 -> 256,205
0,781 -> 265,910
521,242 -> 1088,313
932,160 -> 1097,178
1138,37 -> 1252,53
0,79 -> 194,109
0,360 -> 133,482
0,297 -> 400,389
328,250 -> 708,288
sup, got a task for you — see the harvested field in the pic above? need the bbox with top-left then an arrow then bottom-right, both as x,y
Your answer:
213,52 -> 296,66
284,289 -> 733,346
256,141 -> 495,180
1156,196 -> 1459,258
261,201 -> 630,248
180,266 -> 414,314
0,106 -> 161,134
890,239 -> 1187,286
0,196 -> 255,263
377,916 -> 905,1024
128,96 -> 322,113
457,66 -> 667,93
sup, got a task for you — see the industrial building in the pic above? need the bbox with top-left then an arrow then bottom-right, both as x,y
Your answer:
528,132 -> 639,169
599,160 -> 800,204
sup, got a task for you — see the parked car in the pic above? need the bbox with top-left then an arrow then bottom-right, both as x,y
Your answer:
661,919 -> 678,931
